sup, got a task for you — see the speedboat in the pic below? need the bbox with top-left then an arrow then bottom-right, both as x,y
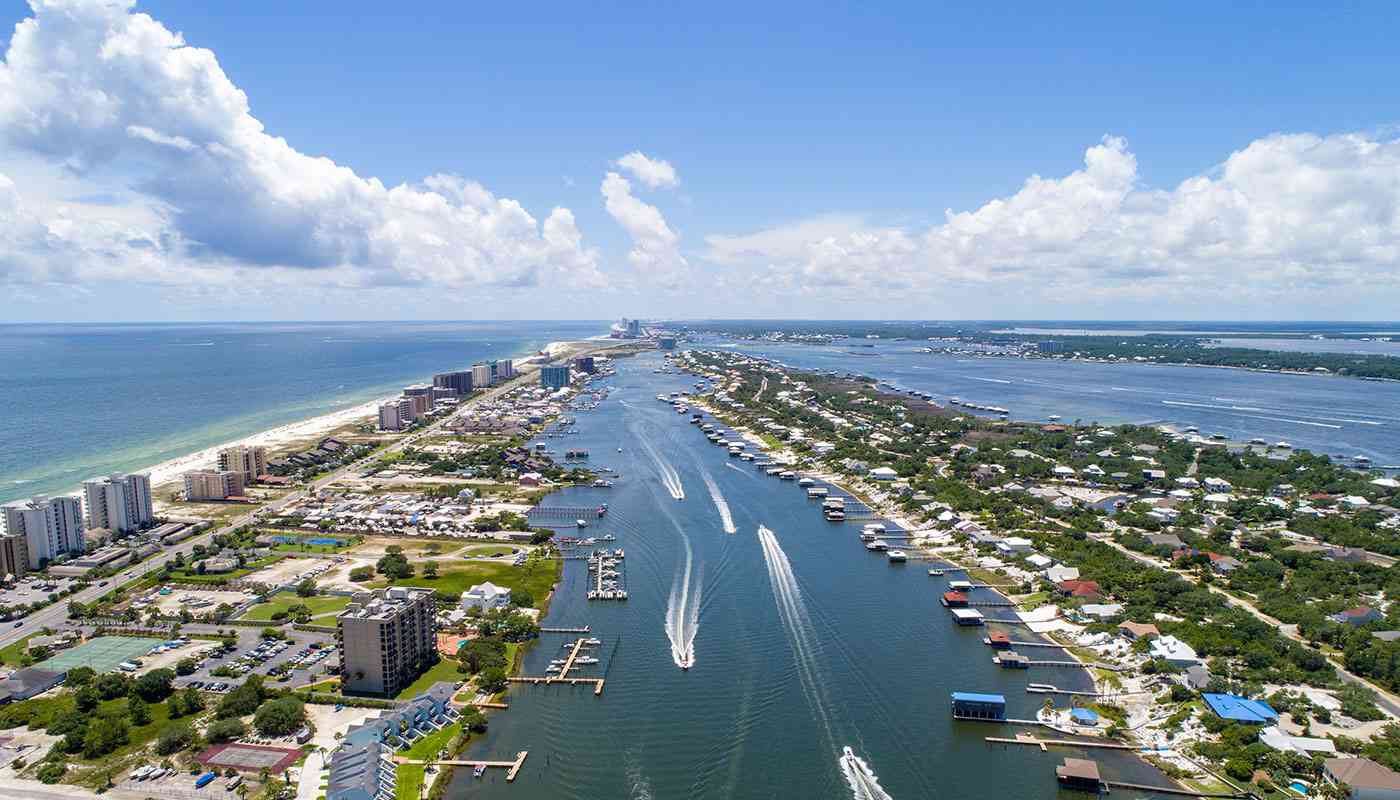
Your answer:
473,765 -> 486,778
888,550 -> 907,562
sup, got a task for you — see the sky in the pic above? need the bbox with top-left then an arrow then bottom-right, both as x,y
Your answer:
2,0 -> 1400,322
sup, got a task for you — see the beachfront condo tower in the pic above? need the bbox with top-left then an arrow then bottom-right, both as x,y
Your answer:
81,472 -> 154,533
337,587 -> 437,697
1,495 -> 85,569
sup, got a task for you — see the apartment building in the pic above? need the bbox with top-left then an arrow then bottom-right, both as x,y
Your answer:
0,534 -> 29,578
80,472 -> 154,533
377,397 -> 418,432
471,363 -> 492,390
183,470 -> 245,501
217,445 -> 268,484
432,370 -> 474,395
540,365 -> 571,390
337,587 -> 437,696
1,495 -> 84,569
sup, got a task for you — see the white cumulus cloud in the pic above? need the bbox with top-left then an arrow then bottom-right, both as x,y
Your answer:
706,133 -> 1400,304
601,170 -> 689,285
614,151 -> 679,189
0,0 -> 604,290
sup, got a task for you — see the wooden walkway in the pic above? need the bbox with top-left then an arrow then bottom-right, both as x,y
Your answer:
1104,779 -> 1248,798
423,750 -> 529,782
508,675 -> 606,695
987,735 -> 1136,752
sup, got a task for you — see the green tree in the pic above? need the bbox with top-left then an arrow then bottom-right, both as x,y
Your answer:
127,696 -> 151,726
74,685 -> 100,713
478,667 -> 508,694
82,716 -> 129,758
155,722 -> 196,755
206,718 -> 247,744
252,697 -> 306,736
133,668 -> 176,702
296,579 -> 317,597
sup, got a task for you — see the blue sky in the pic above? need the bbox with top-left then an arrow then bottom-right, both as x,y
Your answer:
3,0 -> 1400,321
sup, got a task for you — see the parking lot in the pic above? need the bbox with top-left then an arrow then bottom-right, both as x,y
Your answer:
0,575 -> 79,608
171,626 -> 338,691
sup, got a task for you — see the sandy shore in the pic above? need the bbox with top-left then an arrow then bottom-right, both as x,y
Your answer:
96,338 -> 609,494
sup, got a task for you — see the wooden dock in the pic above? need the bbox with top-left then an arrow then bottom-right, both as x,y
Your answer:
507,676 -> 606,695
987,735 -> 1136,752
427,750 -> 529,782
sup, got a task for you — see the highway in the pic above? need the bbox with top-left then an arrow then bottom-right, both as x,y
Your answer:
0,342 -> 631,650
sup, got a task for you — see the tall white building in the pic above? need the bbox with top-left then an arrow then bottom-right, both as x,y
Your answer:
81,473 -> 154,533
378,397 -> 419,432
217,445 -> 267,484
1,495 -> 85,568
471,363 -> 492,389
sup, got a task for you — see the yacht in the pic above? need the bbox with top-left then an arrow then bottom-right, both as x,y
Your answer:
888,550 -> 908,562
576,519 -> 588,528
1275,441 -> 1292,449
780,471 -> 796,480
865,541 -> 888,552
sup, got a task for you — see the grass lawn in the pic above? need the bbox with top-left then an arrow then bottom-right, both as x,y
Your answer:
403,722 -> 461,761
240,593 -> 352,622
396,659 -> 462,700
167,555 -> 284,584
397,557 -> 559,607
395,764 -> 426,800
0,632 -> 39,667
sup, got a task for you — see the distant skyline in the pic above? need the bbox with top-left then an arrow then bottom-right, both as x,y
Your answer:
3,1 -> 1400,322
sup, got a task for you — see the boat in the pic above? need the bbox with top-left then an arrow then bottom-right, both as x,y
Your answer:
888,550 -> 907,562
1048,414 -> 1061,421
865,541 -> 888,552
576,519 -> 588,528
617,447 -> 623,452
473,765 -> 486,778
577,657 -> 600,665
585,638 -> 602,645
1276,441 -> 1292,449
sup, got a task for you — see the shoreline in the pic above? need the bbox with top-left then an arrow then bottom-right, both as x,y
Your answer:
42,338 -> 596,499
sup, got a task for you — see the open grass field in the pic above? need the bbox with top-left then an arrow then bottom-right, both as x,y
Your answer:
396,558 -> 559,606
396,658 -> 462,700
166,555 -> 283,584
239,593 -> 352,622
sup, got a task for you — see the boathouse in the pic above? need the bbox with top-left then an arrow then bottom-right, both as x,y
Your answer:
941,591 -> 969,608
950,608 -> 985,626
951,692 -> 1005,721
997,651 -> 1029,669
1055,758 -> 1102,791
986,630 -> 1011,649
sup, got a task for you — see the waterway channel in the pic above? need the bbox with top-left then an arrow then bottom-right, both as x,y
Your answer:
453,350 -> 1177,799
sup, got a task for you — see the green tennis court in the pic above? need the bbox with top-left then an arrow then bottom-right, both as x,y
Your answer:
36,636 -> 164,673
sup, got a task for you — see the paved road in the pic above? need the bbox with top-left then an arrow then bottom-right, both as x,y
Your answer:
0,343 -> 632,651
1091,527 -> 1400,719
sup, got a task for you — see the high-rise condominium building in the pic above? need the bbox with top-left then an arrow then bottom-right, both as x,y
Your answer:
540,365 -> 571,390
378,397 -> 418,432
1,495 -> 84,569
471,363 -> 492,389
496,359 -> 515,380
337,587 -> 437,696
81,472 -> 154,533
183,470 -> 245,501
217,445 -> 268,484
0,534 -> 29,578
432,370 -> 474,395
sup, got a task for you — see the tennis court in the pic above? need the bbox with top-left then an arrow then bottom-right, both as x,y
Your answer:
36,636 -> 163,673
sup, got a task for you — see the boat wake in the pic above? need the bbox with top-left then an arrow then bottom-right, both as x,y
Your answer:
641,436 -> 685,499
701,468 -> 737,533
664,531 -> 702,669
756,524 -> 837,745
840,746 -> 894,800
723,462 -> 754,478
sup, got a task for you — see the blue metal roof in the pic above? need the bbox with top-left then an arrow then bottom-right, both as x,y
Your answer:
951,692 -> 1006,704
1201,693 -> 1278,723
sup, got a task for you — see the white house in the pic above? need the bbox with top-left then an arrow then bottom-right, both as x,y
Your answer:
1148,635 -> 1201,667
461,582 -> 512,611
868,467 -> 898,481
996,537 -> 1034,555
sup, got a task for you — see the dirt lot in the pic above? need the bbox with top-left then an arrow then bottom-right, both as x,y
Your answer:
245,556 -> 339,586
149,587 -> 257,615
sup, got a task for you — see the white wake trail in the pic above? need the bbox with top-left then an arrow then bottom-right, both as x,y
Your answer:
701,468 -> 737,533
640,435 -> 685,499
756,524 -> 836,746
723,462 -> 754,478
840,748 -> 894,800
664,530 -> 700,668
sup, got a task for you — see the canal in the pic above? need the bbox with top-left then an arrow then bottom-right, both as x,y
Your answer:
452,350 -> 1178,799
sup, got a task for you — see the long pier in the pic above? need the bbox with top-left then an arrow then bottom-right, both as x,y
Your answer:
527,505 -> 606,522
540,626 -> 591,634
987,735 -> 1136,752
507,637 -> 607,695
421,750 -> 529,782
1103,780 -> 1248,798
